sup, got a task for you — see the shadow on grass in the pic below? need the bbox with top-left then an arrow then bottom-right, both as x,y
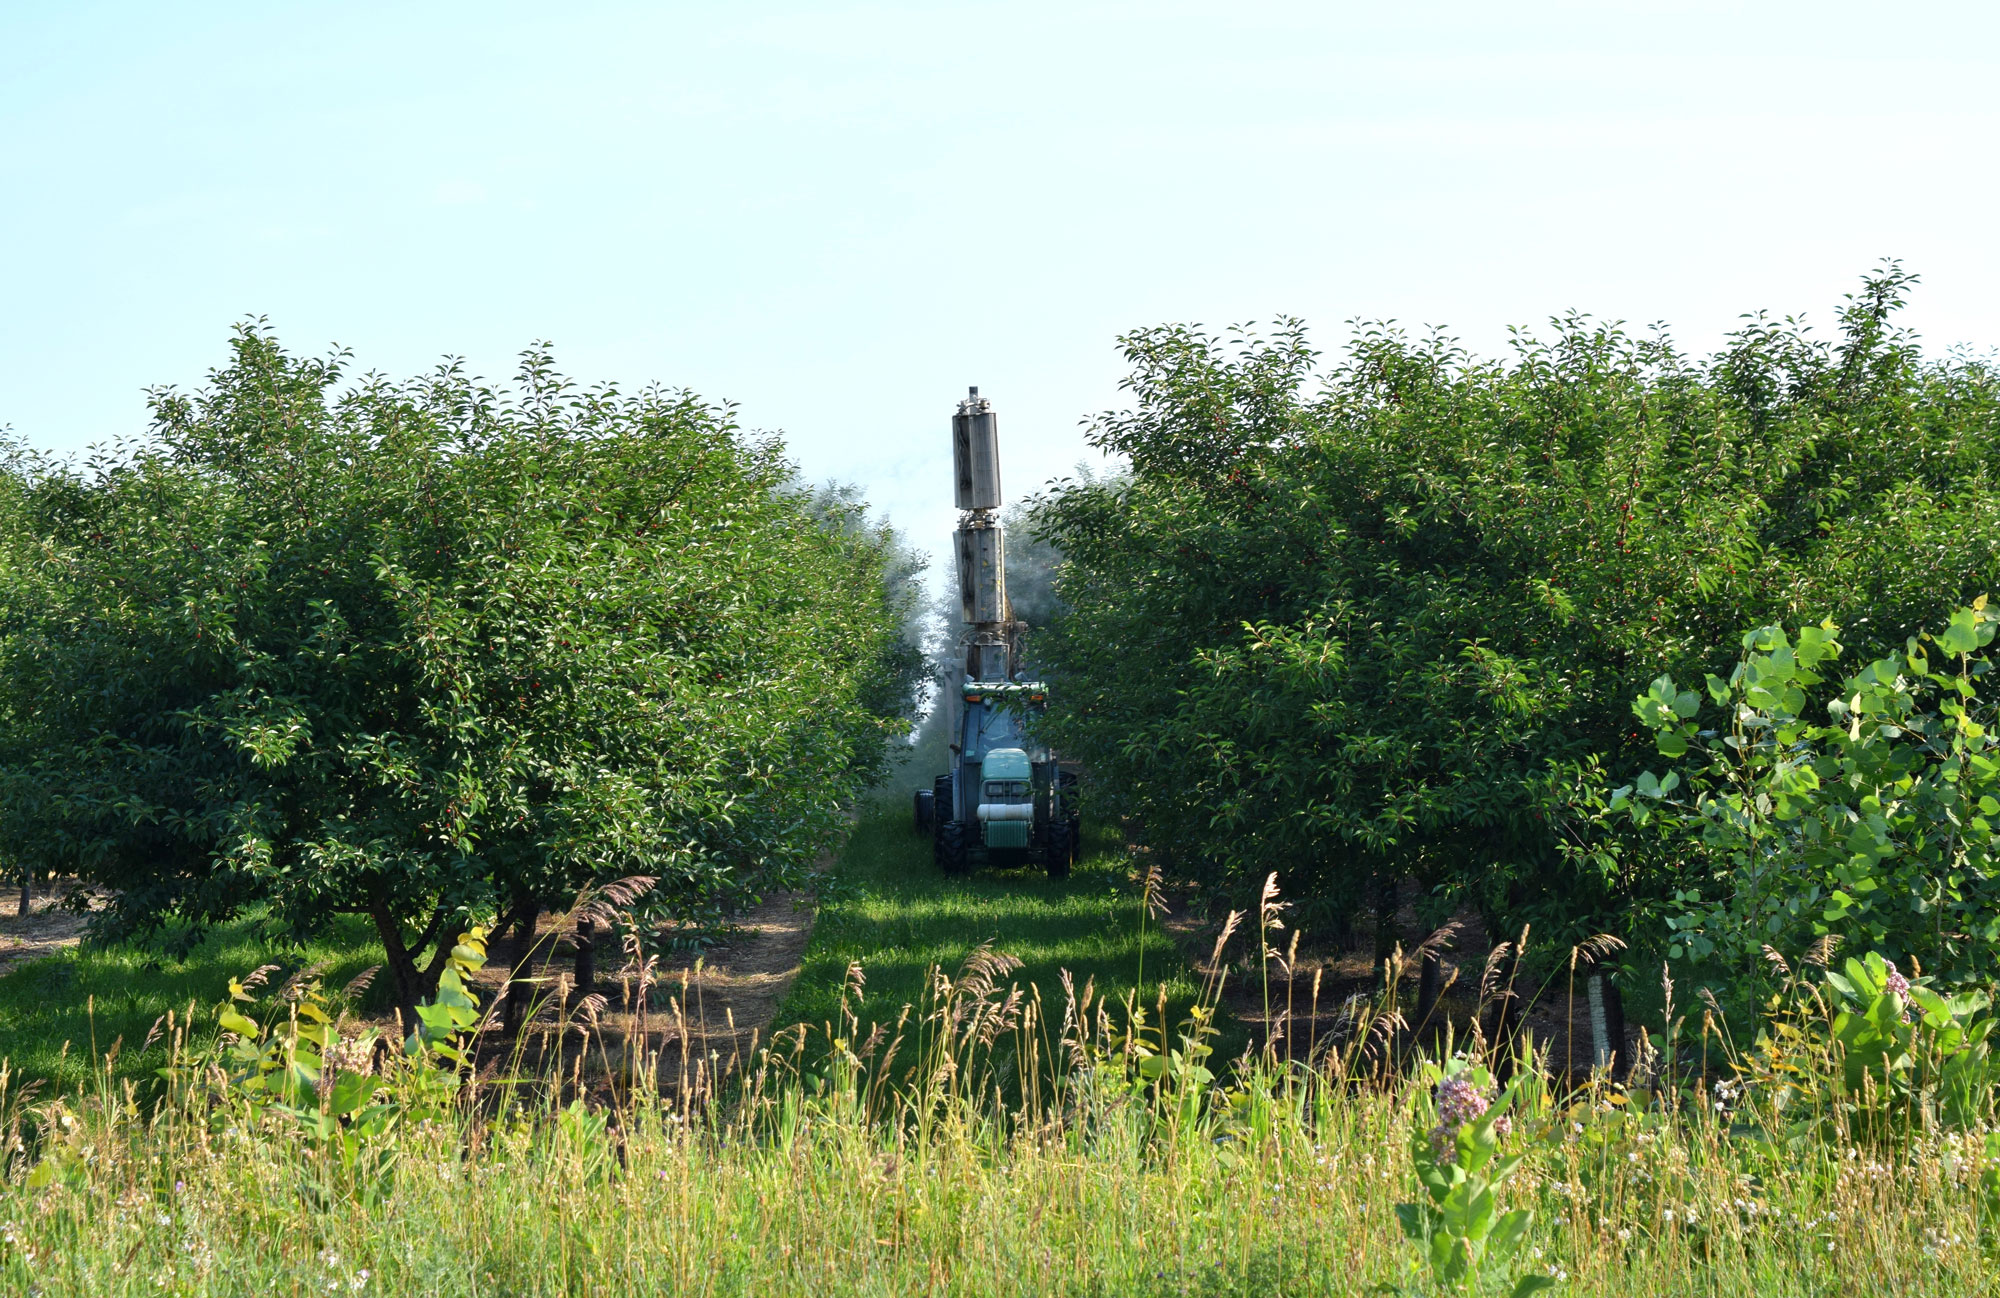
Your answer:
776,796 -> 1243,1077
0,912 -> 385,1094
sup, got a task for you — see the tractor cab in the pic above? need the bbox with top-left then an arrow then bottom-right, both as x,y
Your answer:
926,677 -> 1077,877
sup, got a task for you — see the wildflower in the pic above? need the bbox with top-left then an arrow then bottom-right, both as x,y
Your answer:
1884,962 -> 1910,1001
1427,1074 -> 1511,1164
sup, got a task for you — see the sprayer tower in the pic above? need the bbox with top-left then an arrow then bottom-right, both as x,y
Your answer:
911,388 -> 1078,877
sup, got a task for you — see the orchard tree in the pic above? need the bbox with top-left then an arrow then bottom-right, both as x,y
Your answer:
1031,266 -> 2000,952
0,325 -> 921,1022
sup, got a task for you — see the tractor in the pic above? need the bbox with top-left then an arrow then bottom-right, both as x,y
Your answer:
909,388 -> 1078,878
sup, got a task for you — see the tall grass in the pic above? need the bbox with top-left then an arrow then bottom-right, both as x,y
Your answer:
3,894 -> 1997,1296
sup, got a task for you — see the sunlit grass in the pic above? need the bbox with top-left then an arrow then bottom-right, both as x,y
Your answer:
0,912 -> 383,1093
778,797 -> 1233,1068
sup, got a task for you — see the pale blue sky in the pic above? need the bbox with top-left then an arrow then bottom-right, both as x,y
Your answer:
3,2 -> 1997,573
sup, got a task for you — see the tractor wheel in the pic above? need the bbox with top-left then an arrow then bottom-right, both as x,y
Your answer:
935,819 -> 970,874
913,788 -> 934,834
1039,815 -> 1071,880
1058,771 -> 1082,859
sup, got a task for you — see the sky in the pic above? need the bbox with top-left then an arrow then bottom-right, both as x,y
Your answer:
3,1 -> 1998,582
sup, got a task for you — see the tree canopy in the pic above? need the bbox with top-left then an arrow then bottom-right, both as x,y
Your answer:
0,326 -> 922,1017
1031,267 -> 2000,950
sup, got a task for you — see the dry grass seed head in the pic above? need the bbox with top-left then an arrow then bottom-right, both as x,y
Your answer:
1478,944 -> 1513,1006
1258,872 -> 1287,929
1141,863 -> 1169,920
1574,933 -> 1625,967
239,963 -> 281,992
1415,921 -> 1461,961
1211,910 -> 1245,970
277,961 -> 330,1003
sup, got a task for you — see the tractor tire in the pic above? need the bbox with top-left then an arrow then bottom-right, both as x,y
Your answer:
1058,770 -> 1082,859
913,788 -> 934,834
935,819 -> 970,875
1039,815 -> 1072,880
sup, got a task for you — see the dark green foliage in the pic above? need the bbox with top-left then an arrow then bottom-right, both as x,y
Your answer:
0,326 -> 921,1016
1031,268 -> 2000,947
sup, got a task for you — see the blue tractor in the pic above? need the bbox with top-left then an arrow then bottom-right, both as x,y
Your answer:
909,388 -> 1078,878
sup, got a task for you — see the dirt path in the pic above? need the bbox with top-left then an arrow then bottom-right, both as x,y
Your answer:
1167,891 -> 1636,1082
475,889 -> 819,1095
0,882 -> 93,977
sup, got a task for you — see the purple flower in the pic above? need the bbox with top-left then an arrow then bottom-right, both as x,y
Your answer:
1436,1075 -> 1488,1127
1882,962 -> 1917,1023
1428,1075 -> 1510,1163
1883,963 -> 1911,1001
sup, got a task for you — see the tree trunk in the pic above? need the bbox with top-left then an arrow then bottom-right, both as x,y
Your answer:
1603,976 -> 1630,1082
370,903 -> 447,1036
572,916 -> 597,1002
1416,950 -> 1442,1033
502,900 -> 543,1035
17,869 -> 28,918
1373,874 -> 1399,989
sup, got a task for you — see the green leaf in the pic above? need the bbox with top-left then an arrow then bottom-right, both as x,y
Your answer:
1488,1207 -> 1533,1260
1940,607 -> 1984,656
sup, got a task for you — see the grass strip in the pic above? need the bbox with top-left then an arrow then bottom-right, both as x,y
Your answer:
777,798 -> 1236,1070
0,913 -> 383,1093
